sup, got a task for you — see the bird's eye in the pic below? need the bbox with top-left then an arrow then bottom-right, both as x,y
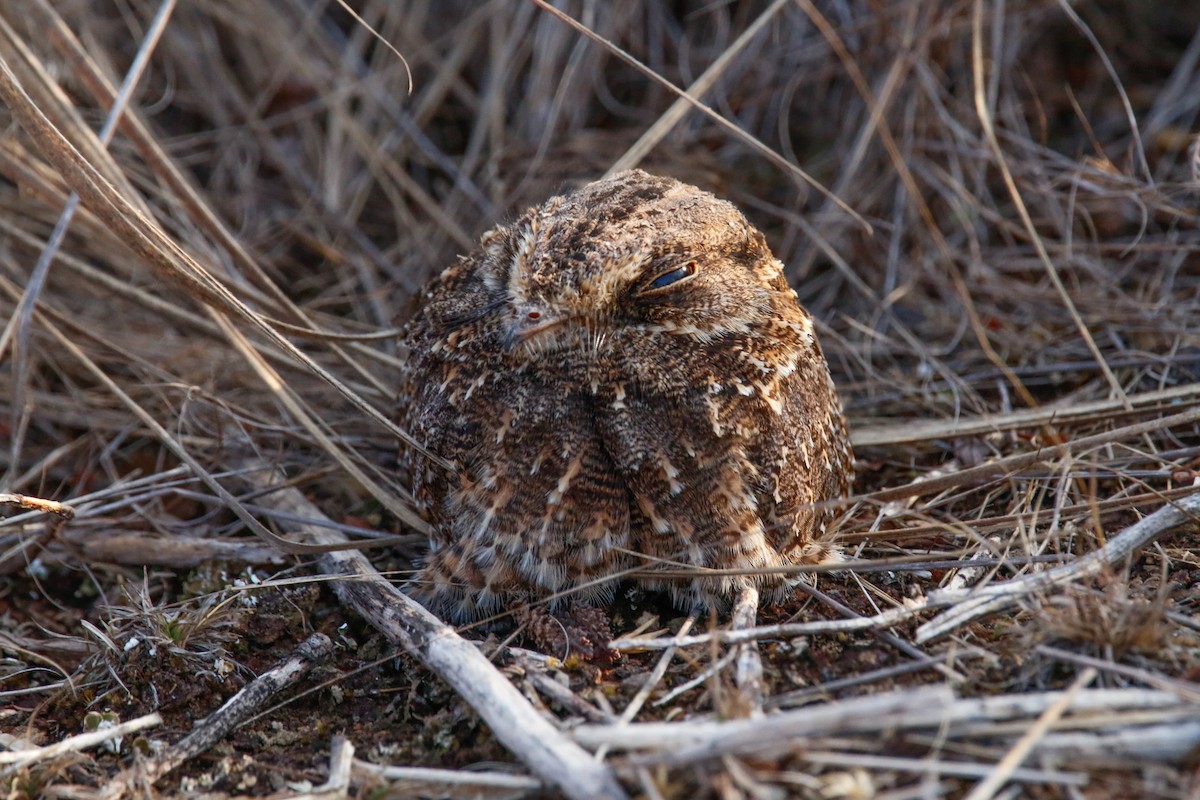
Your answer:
646,261 -> 696,290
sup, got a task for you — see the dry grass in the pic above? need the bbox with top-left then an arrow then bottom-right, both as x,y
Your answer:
2,0 -> 1200,797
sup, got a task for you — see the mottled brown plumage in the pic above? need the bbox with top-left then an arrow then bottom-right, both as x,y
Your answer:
398,170 -> 852,622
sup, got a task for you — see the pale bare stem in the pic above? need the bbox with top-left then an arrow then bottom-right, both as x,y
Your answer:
314,735 -> 355,795
616,615 -> 696,724
0,492 -> 73,572
611,603 -> 922,651
351,761 -> 542,793
0,713 -> 162,773
731,583 -> 764,717
0,492 -> 74,519
916,490 -> 1200,642
852,382 -> 1200,449
573,685 -> 1200,767
962,667 -> 1098,800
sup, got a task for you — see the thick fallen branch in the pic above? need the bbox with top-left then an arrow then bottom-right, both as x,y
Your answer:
1031,720 -> 1200,764
234,458 -> 628,800
572,685 -> 1200,767
573,684 -> 955,759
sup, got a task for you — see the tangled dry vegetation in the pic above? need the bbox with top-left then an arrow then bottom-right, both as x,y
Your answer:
2,0 -> 1200,797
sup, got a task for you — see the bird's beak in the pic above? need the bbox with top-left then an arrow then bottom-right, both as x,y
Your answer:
503,309 -> 565,352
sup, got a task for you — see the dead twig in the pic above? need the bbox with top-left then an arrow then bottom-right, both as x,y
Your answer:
915,490 -> 1200,642
611,602 -> 920,651
574,685 -> 956,762
0,712 -> 161,774
0,491 -> 74,575
100,632 -> 333,799
352,760 -> 542,795
962,667 -> 1096,800
731,583 -> 764,716
573,685 -> 1200,767
314,735 -> 355,796
798,752 -> 1085,786
0,492 -> 75,519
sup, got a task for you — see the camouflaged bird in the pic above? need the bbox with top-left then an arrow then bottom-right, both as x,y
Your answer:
397,170 -> 852,622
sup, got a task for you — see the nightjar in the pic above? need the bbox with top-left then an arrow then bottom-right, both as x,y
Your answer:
397,170 -> 852,622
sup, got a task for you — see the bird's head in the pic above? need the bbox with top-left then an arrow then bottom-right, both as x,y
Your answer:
424,170 -> 811,380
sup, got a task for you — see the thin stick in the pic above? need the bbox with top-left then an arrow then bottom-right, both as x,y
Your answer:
101,633 -> 334,798
851,381 -> 1200,449
916,490 -> 1200,642
770,652 -> 981,708
800,751 -> 1085,786
0,713 -> 162,772
864,404 -> 1200,505
611,603 -> 920,651
353,762 -> 541,792
1036,645 -> 1200,704
731,584 -> 763,716
617,615 -> 695,725
962,668 -> 1097,800
315,735 -> 355,794
0,492 -> 74,519
0,492 -> 75,575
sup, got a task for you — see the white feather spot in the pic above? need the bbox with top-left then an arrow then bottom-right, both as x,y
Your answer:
757,384 -> 784,414
546,454 -> 583,507
612,383 -> 627,410
656,452 -> 684,496
705,395 -> 725,436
